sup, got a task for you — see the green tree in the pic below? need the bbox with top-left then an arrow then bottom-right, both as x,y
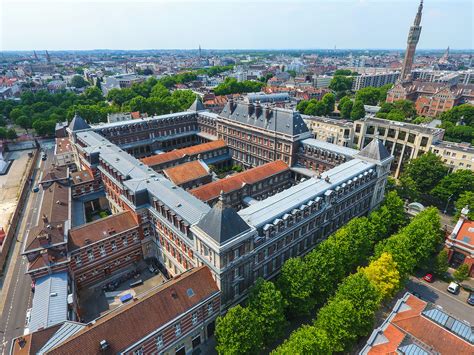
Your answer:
277,257 -> 314,316
329,75 -> 353,93
296,100 -> 309,113
398,175 -> 420,201
378,84 -> 393,103
361,252 -> 400,299
16,115 -> 32,130
431,169 -> 474,202
453,264 -> 470,282
6,128 -> 17,140
387,110 -> 406,122
340,99 -> 353,119
82,86 -> 104,102
454,191 -> 474,220
215,305 -> 263,355
402,152 -> 448,194
70,75 -> 89,88
393,99 -> 417,118
273,326 -> 331,355
355,87 -> 380,106
337,96 -> 351,111
321,93 -> 335,115
248,278 -> 287,344
350,100 -> 365,120
434,250 -> 449,277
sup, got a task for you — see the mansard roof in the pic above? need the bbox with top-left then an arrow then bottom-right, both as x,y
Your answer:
220,100 -> 310,137
355,138 -> 391,162
68,113 -> 90,132
196,195 -> 251,244
188,97 -> 206,112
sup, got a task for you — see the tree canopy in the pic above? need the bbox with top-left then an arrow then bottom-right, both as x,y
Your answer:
213,77 -> 264,95
70,75 -> 90,88
402,152 -> 448,193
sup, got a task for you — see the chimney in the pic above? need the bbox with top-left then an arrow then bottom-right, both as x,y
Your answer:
228,98 -> 236,113
247,103 -> 254,116
255,102 -> 262,117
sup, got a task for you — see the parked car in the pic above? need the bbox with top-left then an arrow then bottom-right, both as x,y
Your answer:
467,292 -> 474,306
25,308 -> 31,325
422,273 -> 434,283
41,152 -> 47,161
32,185 -> 39,193
447,282 -> 460,294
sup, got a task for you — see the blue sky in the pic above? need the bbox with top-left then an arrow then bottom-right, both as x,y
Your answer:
0,0 -> 472,50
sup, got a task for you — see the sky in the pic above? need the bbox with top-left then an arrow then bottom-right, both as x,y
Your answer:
0,0 -> 472,51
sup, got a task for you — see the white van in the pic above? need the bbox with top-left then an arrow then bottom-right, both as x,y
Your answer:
447,282 -> 460,294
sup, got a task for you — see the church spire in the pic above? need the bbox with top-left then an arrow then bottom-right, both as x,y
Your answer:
400,0 -> 423,82
414,0 -> 423,26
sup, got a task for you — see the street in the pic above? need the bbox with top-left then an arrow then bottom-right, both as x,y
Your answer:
0,143 -> 54,355
406,276 -> 474,325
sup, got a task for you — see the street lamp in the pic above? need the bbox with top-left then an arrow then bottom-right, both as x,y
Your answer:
443,193 -> 454,214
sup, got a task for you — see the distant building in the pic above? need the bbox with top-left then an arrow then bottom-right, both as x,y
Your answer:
430,141 -> 474,172
352,72 -> 399,91
101,74 -> 145,95
361,292 -> 473,354
313,75 -> 333,88
445,207 -> 473,277
302,115 -> 355,147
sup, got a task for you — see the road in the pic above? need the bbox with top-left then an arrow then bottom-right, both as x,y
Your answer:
406,276 -> 474,325
0,143 -> 54,355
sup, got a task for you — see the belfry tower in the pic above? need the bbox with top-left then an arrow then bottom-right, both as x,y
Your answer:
400,0 -> 423,81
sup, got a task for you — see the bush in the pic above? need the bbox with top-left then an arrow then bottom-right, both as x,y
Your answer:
453,264 -> 470,282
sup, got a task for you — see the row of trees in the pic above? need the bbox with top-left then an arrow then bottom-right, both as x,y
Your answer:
296,93 -> 335,117
215,192 -> 407,354
337,96 -> 366,120
394,152 -> 474,216
0,127 -> 17,140
213,77 -> 265,96
275,207 -> 441,353
354,84 -> 392,106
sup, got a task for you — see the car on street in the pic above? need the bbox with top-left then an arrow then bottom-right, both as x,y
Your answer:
25,308 -> 31,325
32,185 -> 39,193
447,282 -> 460,294
467,292 -> 474,306
41,152 -> 47,161
422,273 -> 434,283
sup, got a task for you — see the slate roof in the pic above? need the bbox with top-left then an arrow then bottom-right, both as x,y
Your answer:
188,97 -> 206,112
219,101 -> 310,137
355,138 -> 391,162
195,195 -> 251,244
68,113 -> 90,132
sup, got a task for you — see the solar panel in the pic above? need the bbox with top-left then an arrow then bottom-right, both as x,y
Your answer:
422,306 -> 474,344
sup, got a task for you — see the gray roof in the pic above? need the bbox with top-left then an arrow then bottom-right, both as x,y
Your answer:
29,272 -> 69,332
68,113 -> 90,132
239,158 -> 375,227
91,111 -> 196,130
355,138 -> 391,162
196,196 -> 251,243
246,92 -> 290,103
188,98 -> 206,112
220,101 -> 310,137
301,138 -> 359,158
37,321 -> 85,354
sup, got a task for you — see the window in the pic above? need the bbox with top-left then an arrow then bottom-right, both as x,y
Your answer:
156,335 -> 164,349
111,241 -> 116,251
87,249 -> 94,261
175,323 -> 181,336
134,348 -> 144,355
192,312 -> 198,325
75,255 -> 82,266
208,303 -> 213,314
99,245 -> 106,257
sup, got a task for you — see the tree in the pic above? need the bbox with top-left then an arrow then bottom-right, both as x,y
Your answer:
6,128 -> 17,140
361,253 -> 400,299
453,264 -> 470,282
214,78 -> 264,95
350,100 -> 365,120
378,84 -> 393,103
431,169 -> 474,203
305,100 -> 326,116
329,75 -> 353,93
340,99 -> 353,119
16,115 -> 32,130
274,326 -> 331,354
82,86 -> 104,102
434,250 -> 449,277
355,87 -> 380,106
337,96 -> 351,111
215,305 -> 263,355
296,100 -> 309,113
70,75 -> 89,88
387,110 -> 406,122
321,93 -> 335,115
248,278 -> 287,344
393,100 -> 417,119
402,152 -> 448,194
454,191 -> 474,220
277,257 -> 314,316
398,175 -> 420,201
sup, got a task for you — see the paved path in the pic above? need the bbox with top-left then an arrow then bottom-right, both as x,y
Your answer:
0,146 -> 53,354
407,276 -> 474,324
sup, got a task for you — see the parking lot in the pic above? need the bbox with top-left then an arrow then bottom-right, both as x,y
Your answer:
78,262 -> 167,322
406,276 -> 474,324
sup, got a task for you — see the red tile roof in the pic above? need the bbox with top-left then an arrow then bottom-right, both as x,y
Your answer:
69,211 -> 138,250
190,160 -> 289,202
163,160 -> 210,186
367,294 -> 473,355
12,324 -> 62,355
47,267 -> 219,355
455,219 -> 474,246
141,140 -> 226,167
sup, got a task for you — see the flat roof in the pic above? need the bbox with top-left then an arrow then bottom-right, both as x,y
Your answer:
91,111 -> 196,130
301,138 -> 359,157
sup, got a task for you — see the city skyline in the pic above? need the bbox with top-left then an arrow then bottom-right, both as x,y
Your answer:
1,0 -> 472,51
